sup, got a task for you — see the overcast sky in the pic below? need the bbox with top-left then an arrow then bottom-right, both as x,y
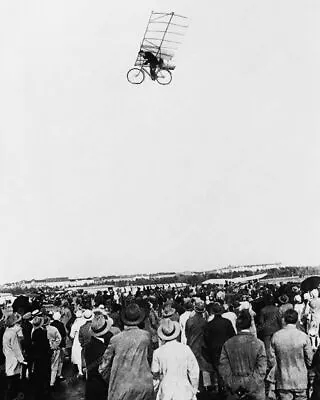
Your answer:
1,0 -> 320,284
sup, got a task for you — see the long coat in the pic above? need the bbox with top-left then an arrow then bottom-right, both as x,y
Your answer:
84,337 -> 108,400
185,313 -> 211,372
202,315 -> 235,369
270,324 -> 313,390
151,340 -> 199,400
70,317 -> 86,368
2,325 -> 25,376
219,331 -> 267,400
99,326 -> 154,400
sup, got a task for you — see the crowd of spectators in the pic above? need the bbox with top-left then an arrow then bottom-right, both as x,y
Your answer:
0,279 -> 320,400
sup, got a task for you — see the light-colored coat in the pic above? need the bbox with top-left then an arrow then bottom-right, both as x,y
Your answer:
2,325 -> 25,376
152,340 -> 199,400
270,324 -> 313,390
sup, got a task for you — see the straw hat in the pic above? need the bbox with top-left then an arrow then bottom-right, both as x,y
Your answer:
83,310 -> 93,320
157,320 -> 181,342
121,303 -> 145,326
22,312 -> 32,320
89,315 -> 112,338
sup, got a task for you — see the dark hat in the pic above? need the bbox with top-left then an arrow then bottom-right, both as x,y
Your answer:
89,315 -> 112,338
279,295 -> 289,304
211,302 -> 225,315
157,320 -> 180,341
194,300 -> 205,313
162,304 -> 176,318
121,303 -> 145,326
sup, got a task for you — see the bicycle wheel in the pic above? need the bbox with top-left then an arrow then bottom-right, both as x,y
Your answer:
127,68 -> 145,84
156,69 -> 172,85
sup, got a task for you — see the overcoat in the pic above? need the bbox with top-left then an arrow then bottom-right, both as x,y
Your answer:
99,326 -> 154,400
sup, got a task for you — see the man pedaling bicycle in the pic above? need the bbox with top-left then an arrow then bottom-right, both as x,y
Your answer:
139,50 -> 164,80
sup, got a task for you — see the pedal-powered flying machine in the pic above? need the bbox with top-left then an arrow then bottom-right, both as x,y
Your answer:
127,11 -> 188,85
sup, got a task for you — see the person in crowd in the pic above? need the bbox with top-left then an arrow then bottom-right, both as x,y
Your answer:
30,315 -> 52,399
20,311 -> 33,379
79,310 -> 94,347
185,300 -> 212,391
0,309 -> 6,399
2,313 -> 26,400
70,309 -> 86,377
203,302 -> 235,393
293,295 -> 305,331
99,302 -> 154,400
308,289 -> 320,349
219,310 -> 267,400
50,311 -> 66,382
152,319 -> 199,400
278,295 -> 294,322
160,303 -> 180,324
222,303 -> 237,333
239,300 -> 257,336
43,315 -> 62,387
258,294 -> 282,369
269,309 -> 313,400
83,315 -> 110,400
179,298 -> 193,345
311,344 -> 320,400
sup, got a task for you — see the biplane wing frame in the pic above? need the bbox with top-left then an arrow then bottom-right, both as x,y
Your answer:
134,11 -> 188,67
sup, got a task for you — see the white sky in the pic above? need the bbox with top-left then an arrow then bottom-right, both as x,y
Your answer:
1,0 -> 320,284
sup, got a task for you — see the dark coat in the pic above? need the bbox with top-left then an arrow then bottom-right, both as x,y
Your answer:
186,313 -> 211,371
258,305 -> 282,337
219,331 -> 267,400
203,315 -> 235,368
84,337 -> 108,400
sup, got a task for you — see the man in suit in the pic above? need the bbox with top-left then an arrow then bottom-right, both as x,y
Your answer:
270,309 -> 313,400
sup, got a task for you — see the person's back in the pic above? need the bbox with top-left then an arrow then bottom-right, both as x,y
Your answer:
203,306 -> 235,367
271,322 -> 312,390
270,309 -> 313,400
259,304 -> 282,336
219,310 -> 266,400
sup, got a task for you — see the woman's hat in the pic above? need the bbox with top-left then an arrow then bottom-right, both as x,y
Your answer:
31,316 -> 44,328
279,295 -> 289,304
157,320 -> 181,341
121,303 -> 145,326
89,315 -> 112,338
162,304 -> 176,318
6,312 -> 22,327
